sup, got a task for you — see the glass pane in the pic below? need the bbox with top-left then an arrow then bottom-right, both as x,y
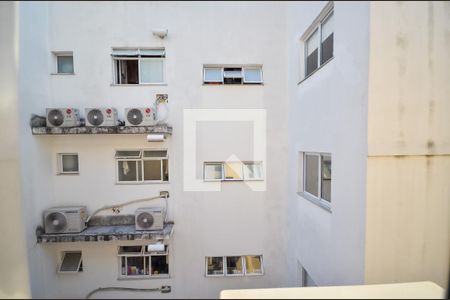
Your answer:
224,162 -> 243,180
144,160 -> 162,181
306,29 -> 319,76
243,68 -> 262,83
321,12 -> 334,64
204,68 -> 222,82
121,257 -> 126,275
111,49 -> 138,56
321,155 -> 332,202
115,150 -> 141,158
207,257 -> 224,275
143,150 -> 167,158
304,154 -> 319,197
226,256 -> 243,275
126,256 -> 145,276
243,162 -> 262,180
321,12 -> 334,41
140,59 -> 164,83
204,163 -> 223,180
151,256 -> 169,275
140,49 -> 165,57
118,160 -> 137,182
60,252 -> 82,272
223,70 -> 243,78
118,60 -> 139,84
162,159 -> 169,181
62,154 -> 78,172
57,56 -> 74,73
119,246 -> 142,254
245,256 -> 262,274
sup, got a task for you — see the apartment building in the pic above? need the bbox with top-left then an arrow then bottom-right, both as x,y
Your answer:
0,1 -> 448,299
286,0 -> 449,290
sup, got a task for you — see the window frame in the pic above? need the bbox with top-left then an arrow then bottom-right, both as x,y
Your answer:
58,251 -> 83,274
299,3 -> 334,82
205,255 -> 264,278
115,149 -> 169,184
203,65 -> 263,85
301,152 -> 332,211
52,51 -> 74,75
57,153 -> 79,175
117,245 -> 169,279
203,161 -> 264,182
111,48 -> 166,85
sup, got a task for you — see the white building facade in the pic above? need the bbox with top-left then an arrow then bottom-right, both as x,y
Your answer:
0,1 -> 448,299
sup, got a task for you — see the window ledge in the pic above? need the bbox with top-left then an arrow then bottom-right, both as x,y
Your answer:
202,83 -> 264,86
51,73 -> 76,75
115,181 -> 170,185
297,192 -> 331,213
110,83 -> 167,86
117,275 -> 170,281
297,56 -> 334,85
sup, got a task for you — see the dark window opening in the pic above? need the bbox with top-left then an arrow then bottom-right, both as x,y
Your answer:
321,33 -> 333,64
306,49 -> 318,77
116,60 -> 138,84
151,256 -> 169,275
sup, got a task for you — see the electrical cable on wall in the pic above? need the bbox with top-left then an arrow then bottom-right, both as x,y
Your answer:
86,285 -> 171,299
86,193 -> 169,224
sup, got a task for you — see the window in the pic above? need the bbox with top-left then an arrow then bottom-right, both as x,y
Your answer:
53,52 -> 74,74
205,255 -> 263,277
57,153 -> 79,174
115,149 -> 168,183
203,161 -> 263,181
302,6 -> 334,78
302,152 -> 332,209
59,251 -> 82,273
112,48 -> 165,84
203,66 -> 263,85
118,245 -> 169,278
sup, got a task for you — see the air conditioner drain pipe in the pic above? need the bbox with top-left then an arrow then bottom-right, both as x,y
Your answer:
86,285 -> 171,299
86,194 -> 169,224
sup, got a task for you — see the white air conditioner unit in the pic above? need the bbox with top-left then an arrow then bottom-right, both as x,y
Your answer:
125,107 -> 156,126
135,207 -> 165,231
85,108 -> 119,127
46,108 -> 81,128
43,206 -> 87,234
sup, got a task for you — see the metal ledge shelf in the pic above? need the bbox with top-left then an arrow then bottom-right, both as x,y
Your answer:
37,222 -> 174,244
31,124 -> 172,135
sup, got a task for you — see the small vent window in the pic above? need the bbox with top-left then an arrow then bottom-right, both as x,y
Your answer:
203,66 -> 263,85
57,153 -> 79,175
59,251 -> 82,273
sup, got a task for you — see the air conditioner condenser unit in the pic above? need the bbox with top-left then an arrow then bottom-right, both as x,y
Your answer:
46,108 -> 81,127
85,108 -> 119,127
43,206 -> 88,234
125,107 -> 156,126
135,207 -> 165,231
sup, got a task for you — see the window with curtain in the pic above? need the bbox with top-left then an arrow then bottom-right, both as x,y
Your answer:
205,255 -> 263,277
112,48 -> 165,84
116,149 -> 169,183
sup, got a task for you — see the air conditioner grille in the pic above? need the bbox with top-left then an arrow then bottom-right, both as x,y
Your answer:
45,212 -> 67,233
47,109 -> 64,127
87,109 -> 104,126
127,109 -> 143,125
136,212 -> 154,229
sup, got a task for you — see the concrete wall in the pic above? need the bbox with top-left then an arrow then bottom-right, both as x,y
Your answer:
0,2 -> 31,298
286,1 -> 370,286
365,1 -> 450,288
19,2 -> 290,298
